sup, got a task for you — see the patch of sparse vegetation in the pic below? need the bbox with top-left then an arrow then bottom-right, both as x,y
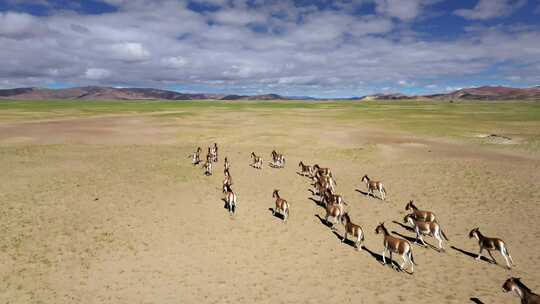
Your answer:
1,99 -> 540,151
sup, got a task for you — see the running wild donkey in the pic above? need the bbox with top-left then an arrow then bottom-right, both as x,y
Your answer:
272,189 -> 289,222
203,155 -> 212,176
469,227 -> 514,269
224,157 -> 230,171
324,194 -> 346,230
503,277 -> 540,304
270,150 -> 286,168
223,184 -> 237,215
189,147 -> 202,165
211,143 -> 218,162
361,175 -> 387,200
403,214 -> 448,251
375,222 -> 416,273
222,169 -> 233,193
405,200 -> 436,222
298,161 -> 314,177
340,213 -> 364,250
250,152 -> 263,169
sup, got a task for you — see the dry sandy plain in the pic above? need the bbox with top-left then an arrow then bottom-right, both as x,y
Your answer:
0,100 -> 539,303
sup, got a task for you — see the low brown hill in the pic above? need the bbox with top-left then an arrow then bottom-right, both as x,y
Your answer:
431,86 -> 540,100
0,86 -> 288,101
0,86 -> 226,100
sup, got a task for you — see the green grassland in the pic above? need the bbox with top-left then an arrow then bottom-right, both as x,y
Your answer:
2,99 -> 540,151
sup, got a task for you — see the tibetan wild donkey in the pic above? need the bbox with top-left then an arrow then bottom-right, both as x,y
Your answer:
270,150 -> 286,168
298,161 -> 314,177
224,156 -> 230,171
375,223 -> 416,273
189,147 -> 202,165
324,194 -> 346,230
403,214 -> 448,251
223,184 -> 237,215
272,189 -> 289,222
502,277 -> 540,304
361,174 -> 387,200
203,159 -> 212,176
469,227 -> 514,269
405,200 -> 436,222
340,212 -> 365,250
211,143 -> 218,162
222,169 -> 233,193
250,152 -> 263,169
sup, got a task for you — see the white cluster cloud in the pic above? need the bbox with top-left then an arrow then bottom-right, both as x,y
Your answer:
85,68 -> 112,80
454,0 -> 526,20
0,11 -> 48,38
0,0 -> 538,96
375,0 -> 423,21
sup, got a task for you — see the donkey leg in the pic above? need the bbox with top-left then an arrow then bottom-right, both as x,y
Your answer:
414,229 -> 421,245
501,251 -> 512,269
504,246 -> 515,266
408,251 -> 414,273
419,235 -> 428,247
476,247 -> 483,260
436,233 -> 444,251
399,254 -> 407,270
487,250 -> 497,264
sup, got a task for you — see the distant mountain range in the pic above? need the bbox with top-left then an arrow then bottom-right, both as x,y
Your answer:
0,85 -> 539,101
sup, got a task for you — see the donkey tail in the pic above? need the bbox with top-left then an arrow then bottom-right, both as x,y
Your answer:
441,229 -> 449,241
410,249 -> 417,265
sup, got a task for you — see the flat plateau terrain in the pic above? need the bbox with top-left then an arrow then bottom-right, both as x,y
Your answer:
1,100 -> 540,303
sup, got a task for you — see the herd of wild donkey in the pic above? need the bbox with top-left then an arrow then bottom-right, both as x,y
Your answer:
189,143 -> 538,303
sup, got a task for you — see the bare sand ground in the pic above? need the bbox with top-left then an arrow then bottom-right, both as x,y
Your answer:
1,109 -> 539,303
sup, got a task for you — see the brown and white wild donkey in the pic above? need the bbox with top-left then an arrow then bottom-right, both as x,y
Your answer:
312,174 -> 336,197
362,175 -> 387,200
313,164 -> 332,178
270,150 -> 286,168
403,214 -> 448,251
223,184 -> 237,215
375,222 -> 416,273
469,227 -> 514,269
405,200 -> 436,222
250,152 -> 263,169
272,190 -> 289,222
211,143 -> 218,162
189,147 -> 202,165
503,277 -> 540,304
340,212 -> 364,250
224,157 -> 230,171
324,194 -> 346,230
321,188 -> 347,208
203,158 -> 212,176
298,161 -> 314,177
222,168 -> 233,193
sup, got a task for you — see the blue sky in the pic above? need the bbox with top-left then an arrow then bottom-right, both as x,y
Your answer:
1,0 -> 539,98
